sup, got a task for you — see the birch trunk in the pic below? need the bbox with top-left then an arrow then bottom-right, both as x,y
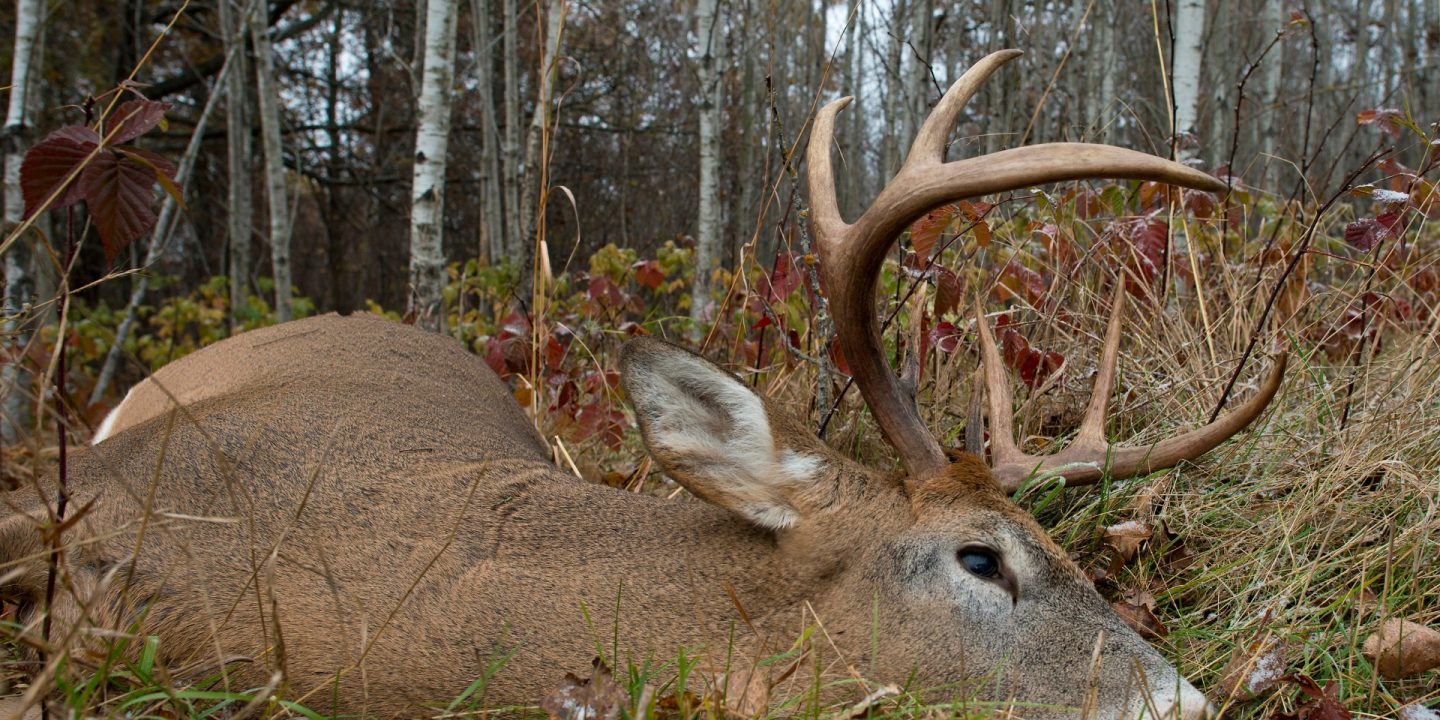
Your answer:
250,2 -> 293,321
1172,0 -> 1206,159
1,0 -> 44,442
502,0 -> 522,263
221,0 -> 253,328
1259,0 -> 1284,185
408,0 -> 459,331
517,0 -> 566,299
469,0 -> 504,263
690,0 -> 725,330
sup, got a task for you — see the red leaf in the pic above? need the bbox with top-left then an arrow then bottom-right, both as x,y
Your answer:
104,99 -> 171,145
910,204 -> 959,257
760,252 -> 803,303
586,274 -> 627,308
1344,218 -> 1390,253
929,321 -> 960,353
78,150 -> 161,263
1184,189 -> 1216,218
632,259 -> 664,290
933,267 -> 962,318
1017,347 -> 1043,387
19,127 -> 100,217
994,259 -> 1047,305
1357,107 -> 1405,138
1000,327 -> 1029,367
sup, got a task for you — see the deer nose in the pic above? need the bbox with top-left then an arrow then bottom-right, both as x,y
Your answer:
1147,681 -> 1216,720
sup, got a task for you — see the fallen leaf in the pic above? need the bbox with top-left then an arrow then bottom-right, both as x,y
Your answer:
1112,590 -> 1168,639
1362,619 -> 1440,679
1217,636 -> 1289,701
1272,676 -> 1351,720
1102,520 -> 1154,565
541,658 -> 630,720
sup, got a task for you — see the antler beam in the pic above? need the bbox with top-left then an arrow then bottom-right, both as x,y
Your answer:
808,50 -> 1248,491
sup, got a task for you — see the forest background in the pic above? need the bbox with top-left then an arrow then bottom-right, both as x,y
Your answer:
1,0 -> 1439,717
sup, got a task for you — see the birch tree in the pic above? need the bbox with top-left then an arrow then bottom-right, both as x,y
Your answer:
250,0 -> 293,320
689,0 -> 725,329
221,0 -> 253,327
502,0 -> 521,261
469,0 -> 504,263
408,0 -> 459,331
1172,0 -> 1206,159
2,0 -> 44,442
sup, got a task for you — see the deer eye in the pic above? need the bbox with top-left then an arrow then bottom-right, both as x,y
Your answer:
958,547 -> 1002,579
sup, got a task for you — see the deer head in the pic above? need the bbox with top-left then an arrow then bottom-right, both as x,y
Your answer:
624,50 -> 1286,718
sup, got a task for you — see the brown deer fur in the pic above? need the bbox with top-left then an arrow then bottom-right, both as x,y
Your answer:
2,314 -> 1214,718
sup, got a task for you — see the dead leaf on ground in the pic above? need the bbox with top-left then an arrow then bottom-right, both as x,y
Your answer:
1217,635 -> 1290,702
1271,676 -> 1351,720
541,658 -> 630,720
1112,589 -> 1168,639
1101,520 -> 1153,565
1362,619 -> 1440,679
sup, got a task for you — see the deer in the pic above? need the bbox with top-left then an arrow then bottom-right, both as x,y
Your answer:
0,51 -> 1286,719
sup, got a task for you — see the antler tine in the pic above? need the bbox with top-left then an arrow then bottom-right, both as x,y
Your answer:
983,317 -> 1290,493
808,49 -> 1232,491
972,299 -> 1023,469
904,50 -> 1022,168
1071,282 -> 1127,451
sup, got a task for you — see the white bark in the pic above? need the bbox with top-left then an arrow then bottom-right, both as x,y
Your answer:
408,0 -> 459,332
2,0 -> 44,442
250,1 -> 293,321
222,0 -> 253,328
690,0 -> 725,328
1172,0 -> 1206,158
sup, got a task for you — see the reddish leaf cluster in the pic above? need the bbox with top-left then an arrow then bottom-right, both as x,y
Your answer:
992,258 -> 1047,306
994,314 -> 1064,389
483,315 -> 632,451
20,99 -> 177,262
1105,217 -> 1169,298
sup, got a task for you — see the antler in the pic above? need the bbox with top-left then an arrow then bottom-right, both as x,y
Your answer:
808,50 -> 1234,491
975,286 -> 1288,493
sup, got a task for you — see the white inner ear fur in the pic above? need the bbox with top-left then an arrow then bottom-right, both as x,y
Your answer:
631,351 -> 822,529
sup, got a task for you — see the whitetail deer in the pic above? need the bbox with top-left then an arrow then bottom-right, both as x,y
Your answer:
1,51 -> 1285,719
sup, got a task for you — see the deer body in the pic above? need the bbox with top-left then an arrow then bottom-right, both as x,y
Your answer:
7,315 -> 800,713
1,51 -> 1288,719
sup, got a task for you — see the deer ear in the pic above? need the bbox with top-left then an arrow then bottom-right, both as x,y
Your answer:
620,339 -> 831,529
